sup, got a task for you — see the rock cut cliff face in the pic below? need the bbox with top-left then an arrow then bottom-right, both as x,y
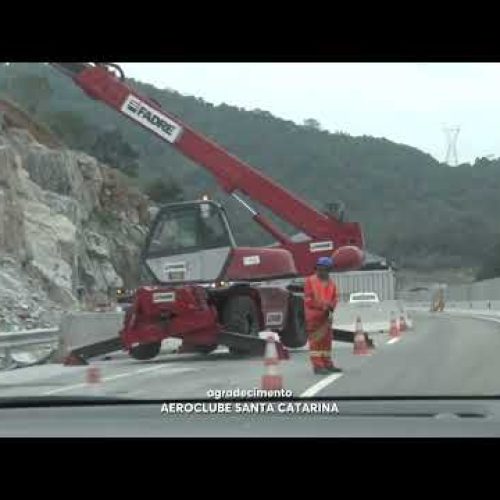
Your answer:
0,126 -> 152,330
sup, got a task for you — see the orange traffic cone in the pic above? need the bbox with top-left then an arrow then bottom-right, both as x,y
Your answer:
353,316 -> 371,355
86,366 -> 103,394
261,333 -> 283,390
389,311 -> 400,338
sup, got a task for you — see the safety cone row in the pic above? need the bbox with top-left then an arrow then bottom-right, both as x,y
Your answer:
261,333 -> 283,390
353,316 -> 372,356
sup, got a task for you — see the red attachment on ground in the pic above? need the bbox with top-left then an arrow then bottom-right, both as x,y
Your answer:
63,353 -> 88,366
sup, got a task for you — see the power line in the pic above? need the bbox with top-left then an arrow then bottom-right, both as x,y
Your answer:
443,126 -> 460,166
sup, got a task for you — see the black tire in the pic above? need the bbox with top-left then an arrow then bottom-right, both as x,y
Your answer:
280,294 -> 307,348
222,295 -> 260,355
129,342 -> 161,360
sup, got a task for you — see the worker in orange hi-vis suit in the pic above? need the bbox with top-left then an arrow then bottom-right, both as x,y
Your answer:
304,256 -> 342,375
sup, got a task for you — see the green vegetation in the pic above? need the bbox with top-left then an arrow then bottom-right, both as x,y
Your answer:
476,237 -> 500,281
92,209 -> 119,228
90,128 -> 140,178
1,63 -> 500,276
0,72 -> 52,115
43,110 -> 93,150
145,177 -> 184,204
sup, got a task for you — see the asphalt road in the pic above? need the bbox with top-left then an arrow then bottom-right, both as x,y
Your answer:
1,311 -> 500,400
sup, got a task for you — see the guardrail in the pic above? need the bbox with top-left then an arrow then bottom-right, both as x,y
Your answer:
405,301 -> 500,311
405,301 -> 500,319
0,328 -> 60,369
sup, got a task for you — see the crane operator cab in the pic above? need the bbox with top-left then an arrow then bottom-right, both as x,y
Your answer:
141,199 -> 236,285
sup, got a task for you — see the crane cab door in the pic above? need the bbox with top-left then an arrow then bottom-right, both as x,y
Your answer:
142,200 -> 235,285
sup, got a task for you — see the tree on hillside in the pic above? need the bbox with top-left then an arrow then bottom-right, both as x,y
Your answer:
476,238 -> 500,280
42,111 -> 94,150
91,128 -> 140,178
145,177 -> 184,204
303,118 -> 322,130
473,156 -> 500,168
3,74 -> 52,115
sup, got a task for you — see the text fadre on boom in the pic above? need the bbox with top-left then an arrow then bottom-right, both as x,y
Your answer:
160,402 -> 340,414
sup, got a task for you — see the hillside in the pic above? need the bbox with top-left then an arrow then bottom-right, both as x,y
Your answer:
1,63 -> 499,276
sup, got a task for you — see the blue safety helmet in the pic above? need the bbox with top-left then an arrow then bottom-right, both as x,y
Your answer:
316,256 -> 334,268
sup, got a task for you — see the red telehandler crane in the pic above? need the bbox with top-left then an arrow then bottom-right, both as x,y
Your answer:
50,63 -> 366,362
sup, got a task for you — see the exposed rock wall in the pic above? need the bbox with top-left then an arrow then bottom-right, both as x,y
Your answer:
0,126 -> 152,330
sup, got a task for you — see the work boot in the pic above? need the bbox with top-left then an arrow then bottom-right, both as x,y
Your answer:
313,367 -> 330,375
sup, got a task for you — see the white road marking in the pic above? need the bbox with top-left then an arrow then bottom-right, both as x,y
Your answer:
300,373 -> 343,398
387,337 -> 401,344
472,315 -> 500,324
42,365 -> 195,396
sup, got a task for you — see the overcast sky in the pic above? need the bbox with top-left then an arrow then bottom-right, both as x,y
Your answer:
120,63 -> 500,164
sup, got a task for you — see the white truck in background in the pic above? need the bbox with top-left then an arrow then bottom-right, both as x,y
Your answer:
333,269 -> 395,303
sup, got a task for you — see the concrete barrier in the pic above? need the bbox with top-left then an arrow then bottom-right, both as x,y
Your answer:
333,300 -> 410,333
56,311 -> 183,363
406,302 -> 500,320
56,311 -> 126,361
444,300 -> 500,311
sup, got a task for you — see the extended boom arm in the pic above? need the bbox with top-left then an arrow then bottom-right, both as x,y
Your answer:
50,63 -> 364,273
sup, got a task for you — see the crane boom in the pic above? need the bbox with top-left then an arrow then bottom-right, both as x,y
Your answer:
50,63 -> 364,273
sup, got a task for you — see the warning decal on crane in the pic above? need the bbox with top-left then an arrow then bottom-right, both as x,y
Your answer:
309,241 -> 333,253
266,312 -> 284,326
121,94 -> 183,143
243,255 -> 261,266
153,292 -> 176,303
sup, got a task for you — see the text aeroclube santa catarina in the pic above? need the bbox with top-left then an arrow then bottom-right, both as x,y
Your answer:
160,401 -> 340,415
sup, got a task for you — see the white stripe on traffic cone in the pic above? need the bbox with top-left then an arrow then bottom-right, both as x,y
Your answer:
261,333 -> 283,390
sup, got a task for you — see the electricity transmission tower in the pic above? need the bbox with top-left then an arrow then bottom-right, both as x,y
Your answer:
443,126 -> 460,166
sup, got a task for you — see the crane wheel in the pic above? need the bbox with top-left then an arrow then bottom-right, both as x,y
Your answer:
280,294 -> 307,348
129,342 -> 161,360
222,295 -> 260,356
